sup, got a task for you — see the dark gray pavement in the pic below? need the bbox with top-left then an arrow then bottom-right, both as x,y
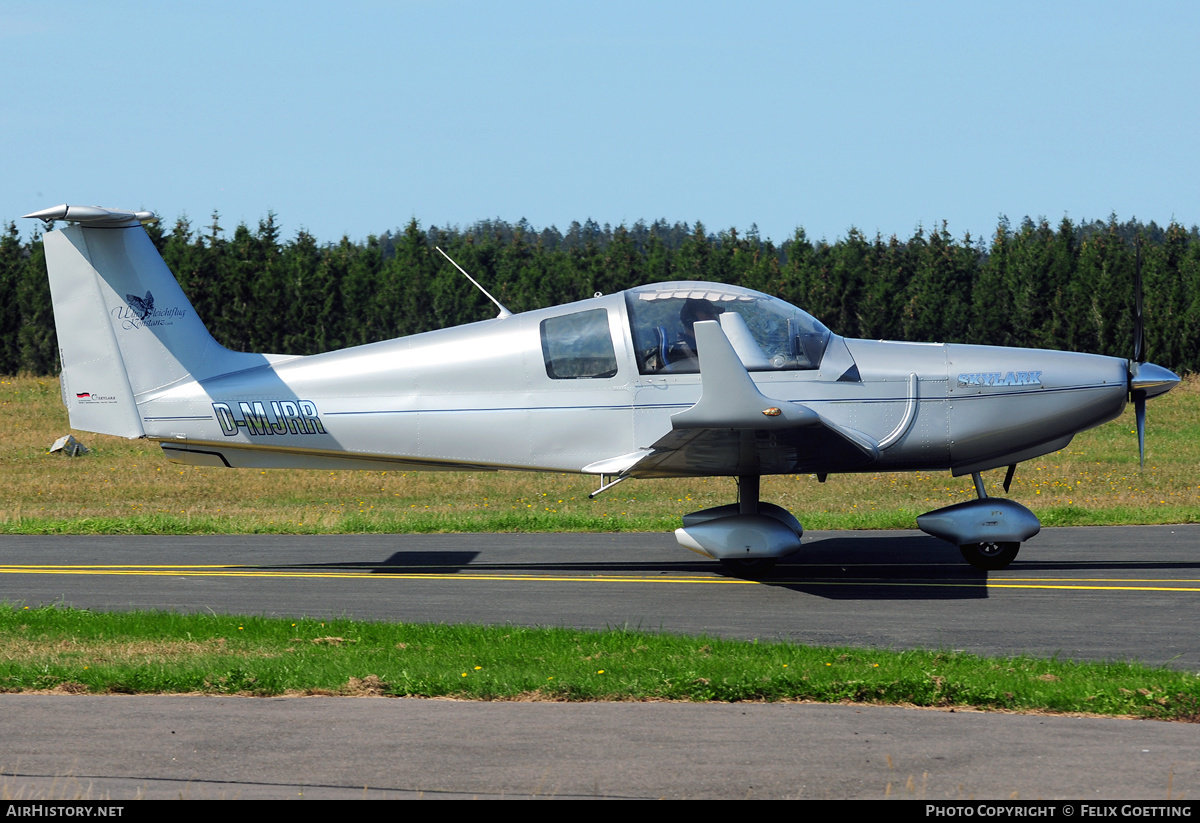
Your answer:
2,696 -> 1198,800
2,527 -> 1198,800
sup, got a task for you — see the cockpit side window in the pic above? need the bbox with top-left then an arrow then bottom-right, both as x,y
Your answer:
540,309 -> 618,379
624,284 -> 831,375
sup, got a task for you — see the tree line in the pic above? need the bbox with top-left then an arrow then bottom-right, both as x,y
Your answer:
2,213 -> 1198,375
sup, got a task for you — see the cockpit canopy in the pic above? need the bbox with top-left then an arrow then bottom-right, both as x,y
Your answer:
624,282 -> 831,374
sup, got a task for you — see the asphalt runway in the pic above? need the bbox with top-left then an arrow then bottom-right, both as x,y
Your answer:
2,525 -> 1198,666
3,526 -> 1199,799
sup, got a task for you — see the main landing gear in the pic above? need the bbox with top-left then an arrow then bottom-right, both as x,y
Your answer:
916,470 -> 1041,571
674,475 -> 802,578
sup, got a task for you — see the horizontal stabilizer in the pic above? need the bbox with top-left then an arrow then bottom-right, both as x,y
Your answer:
24,205 -> 157,227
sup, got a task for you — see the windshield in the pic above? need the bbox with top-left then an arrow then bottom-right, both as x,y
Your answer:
624,282 -> 831,374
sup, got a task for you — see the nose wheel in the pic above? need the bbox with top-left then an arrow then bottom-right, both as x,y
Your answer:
959,541 -> 1019,571
917,470 -> 1038,571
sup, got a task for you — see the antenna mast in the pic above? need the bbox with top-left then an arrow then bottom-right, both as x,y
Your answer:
435,247 -> 512,319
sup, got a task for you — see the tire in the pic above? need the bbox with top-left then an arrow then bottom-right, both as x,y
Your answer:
719,557 -> 778,578
959,541 -> 1020,571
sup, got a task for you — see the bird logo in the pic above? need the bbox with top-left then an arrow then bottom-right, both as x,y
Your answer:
125,291 -> 154,321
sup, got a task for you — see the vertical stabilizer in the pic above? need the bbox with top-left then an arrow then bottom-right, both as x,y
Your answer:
31,205 -> 266,438
43,227 -> 144,437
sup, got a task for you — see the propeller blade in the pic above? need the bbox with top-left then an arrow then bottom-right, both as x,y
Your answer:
1133,237 -> 1145,364
1134,389 -> 1146,469
1127,361 -> 1179,472
1124,242 -> 1179,472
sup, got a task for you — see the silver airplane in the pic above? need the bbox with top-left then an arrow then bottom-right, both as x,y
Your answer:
26,204 -> 1181,575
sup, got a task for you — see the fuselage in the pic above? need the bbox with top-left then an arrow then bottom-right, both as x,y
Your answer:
144,282 -> 1130,479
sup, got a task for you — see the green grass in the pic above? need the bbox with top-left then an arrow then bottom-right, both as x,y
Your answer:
1,374 -> 1198,535
2,605 -> 1198,720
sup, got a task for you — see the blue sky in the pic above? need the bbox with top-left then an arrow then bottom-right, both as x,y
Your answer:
3,1 -> 1198,245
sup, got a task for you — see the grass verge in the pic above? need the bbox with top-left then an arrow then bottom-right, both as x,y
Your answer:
3,605 -> 1199,720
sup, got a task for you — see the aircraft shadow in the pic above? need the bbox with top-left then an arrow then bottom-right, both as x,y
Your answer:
235,531 -> 1200,604
251,551 -> 718,576
769,535 -> 989,599
245,535 -> 1003,600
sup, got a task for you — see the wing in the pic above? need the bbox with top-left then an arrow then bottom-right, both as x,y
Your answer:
623,320 -> 879,478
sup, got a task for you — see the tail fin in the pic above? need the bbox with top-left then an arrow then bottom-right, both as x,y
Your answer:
27,205 -> 265,438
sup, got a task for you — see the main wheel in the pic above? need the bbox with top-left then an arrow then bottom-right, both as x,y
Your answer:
719,557 -> 778,579
959,541 -> 1019,571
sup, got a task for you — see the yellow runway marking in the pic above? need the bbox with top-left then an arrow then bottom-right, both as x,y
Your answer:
3,565 -> 1200,591
988,582 -> 1200,592
781,580 -> 1200,592
0,565 -> 756,585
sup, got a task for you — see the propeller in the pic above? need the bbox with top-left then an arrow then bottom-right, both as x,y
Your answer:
1127,236 -> 1180,468
1133,238 -> 1145,363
